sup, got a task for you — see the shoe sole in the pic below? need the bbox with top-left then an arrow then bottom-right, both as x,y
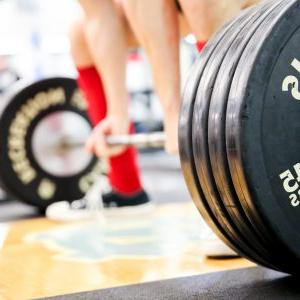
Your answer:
45,201 -> 154,222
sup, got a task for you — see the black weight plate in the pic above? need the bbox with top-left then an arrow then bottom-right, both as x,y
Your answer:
179,8 -> 258,259
206,0 -> 291,269
189,5 -> 272,267
0,77 -> 100,210
226,0 -> 300,273
192,1 -> 277,269
0,187 -> 10,201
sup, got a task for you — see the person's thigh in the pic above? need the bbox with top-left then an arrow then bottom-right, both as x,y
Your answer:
79,0 -> 139,49
178,0 -> 262,40
113,0 -> 140,48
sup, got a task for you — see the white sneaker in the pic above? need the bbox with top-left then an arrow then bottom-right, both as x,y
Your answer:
46,179 -> 104,222
46,179 -> 152,222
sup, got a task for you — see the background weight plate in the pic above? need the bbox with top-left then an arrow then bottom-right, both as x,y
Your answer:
0,188 -> 10,202
226,0 -> 300,273
191,1 -> 275,268
179,8 -> 256,258
0,77 -> 100,209
207,0 -> 288,267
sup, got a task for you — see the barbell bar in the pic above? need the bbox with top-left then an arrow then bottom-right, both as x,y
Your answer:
47,132 -> 166,156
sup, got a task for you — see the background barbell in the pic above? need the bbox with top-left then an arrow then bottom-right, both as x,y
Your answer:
46,131 -> 166,155
0,77 -> 166,210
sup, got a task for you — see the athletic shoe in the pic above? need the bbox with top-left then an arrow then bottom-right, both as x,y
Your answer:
45,182 -> 152,222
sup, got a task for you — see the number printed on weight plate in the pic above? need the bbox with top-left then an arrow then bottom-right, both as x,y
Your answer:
282,58 -> 300,100
279,163 -> 300,207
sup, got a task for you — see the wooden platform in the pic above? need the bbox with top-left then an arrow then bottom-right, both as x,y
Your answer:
0,202 -> 253,299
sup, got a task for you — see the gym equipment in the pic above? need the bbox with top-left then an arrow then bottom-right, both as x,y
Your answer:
42,267 -> 297,300
0,188 -> 9,201
179,0 -> 300,274
46,131 -> 165,154
0,77 -> 100,210
0,76 -> 165,210
1,0 -> 300,275
193,0 -> 278,270
106,132 -> 165,148
0,68 -> 20,202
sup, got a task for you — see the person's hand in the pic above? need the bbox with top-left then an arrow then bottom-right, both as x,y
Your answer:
164,109 -> 179,155
85,114 -> 131,158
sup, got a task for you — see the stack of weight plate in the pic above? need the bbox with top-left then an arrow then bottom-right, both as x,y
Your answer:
179,0 -> 300,274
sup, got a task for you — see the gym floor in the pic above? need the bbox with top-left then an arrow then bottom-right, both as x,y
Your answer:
0,151 -> 253,299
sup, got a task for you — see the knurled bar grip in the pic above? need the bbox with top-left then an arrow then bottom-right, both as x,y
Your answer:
106,132 -> 165,148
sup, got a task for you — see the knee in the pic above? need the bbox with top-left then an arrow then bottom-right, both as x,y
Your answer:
193,0 -> 242,29
123,0 -> 170,19
241,0 -> 261,9
122,0 -> 169,22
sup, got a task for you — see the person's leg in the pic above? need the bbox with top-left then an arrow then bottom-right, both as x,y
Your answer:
178,0 -> 260,41
122,0 -> 180,154
69,16 -> 142,195
69,18 -> 107,124
78,0 -> 130,117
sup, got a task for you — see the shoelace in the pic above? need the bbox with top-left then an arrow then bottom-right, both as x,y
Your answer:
70,176 -> 104,212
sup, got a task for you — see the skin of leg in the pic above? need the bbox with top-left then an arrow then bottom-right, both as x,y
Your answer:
69,6 -> 139,67
121,0 -> 180,154
69,15 -> 143,194
69,17 -> 94,68
78,0 -> 138,157
79,0 -> 129,118
178,0 -> 261,41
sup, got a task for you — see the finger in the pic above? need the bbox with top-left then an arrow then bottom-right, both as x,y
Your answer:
86,120 -> 109,156
98,119 -> 112,135
85,134 -> 95,153
85,123 -> 104,154
94,130 -> 109,158
107,145 -> 126,157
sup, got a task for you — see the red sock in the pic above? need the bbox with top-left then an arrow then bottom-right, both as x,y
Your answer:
77,66 -> 143,195
196,41 -> 207,52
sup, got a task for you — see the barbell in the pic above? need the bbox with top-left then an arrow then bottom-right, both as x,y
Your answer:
46,131 -> 165,156
179,0 -> 300,274
0,76 -> 165,210
0,0 -> 299,274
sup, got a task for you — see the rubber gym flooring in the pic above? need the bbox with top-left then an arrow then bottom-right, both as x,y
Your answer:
0,151 -> 254,299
